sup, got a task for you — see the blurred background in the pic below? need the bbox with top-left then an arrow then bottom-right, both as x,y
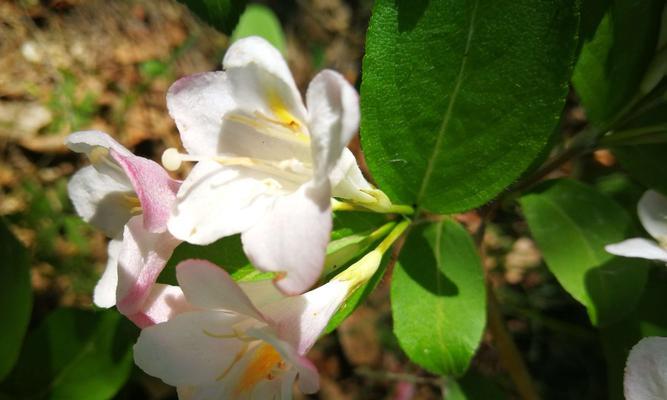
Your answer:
0,1 -> 619,399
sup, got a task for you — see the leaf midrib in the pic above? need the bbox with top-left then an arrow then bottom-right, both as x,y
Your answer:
415,0 -> 480,208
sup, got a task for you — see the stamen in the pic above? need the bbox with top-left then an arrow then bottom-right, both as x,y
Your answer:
216,342 -> 249,381
88,146 -> 124,175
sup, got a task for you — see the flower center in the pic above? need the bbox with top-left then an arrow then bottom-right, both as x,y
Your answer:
235,343 -> 286,394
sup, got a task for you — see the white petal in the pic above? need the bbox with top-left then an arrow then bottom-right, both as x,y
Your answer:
330,148 -> 374,202
168,161 -> 275,245
223,36 -> 307,124
605,238 -> 667,263
67,166 -> 134,238
239,279 -> 286,308
176,259 -> 264,320
639,190 -> 667,243
65,130 -> 133,157
133,311 -> 249,386
241,180 -> 332,295
128,284 -> 194,328
115,216 -> 181,316
261,279 -> 351,354
166,72 -> 236,156
93,239 -> 122,308
625,337 -> 667,400
306,70 -> 360,183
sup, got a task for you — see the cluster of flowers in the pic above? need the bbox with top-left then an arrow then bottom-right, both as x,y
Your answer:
67,37 -> 402,399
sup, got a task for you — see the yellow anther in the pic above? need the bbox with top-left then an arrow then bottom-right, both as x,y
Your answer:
235,343 -> 283,394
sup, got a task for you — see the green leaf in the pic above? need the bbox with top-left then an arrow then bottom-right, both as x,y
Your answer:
392,219 -> 486,376
177,0 -> 246,35
520,179 -> 649,326
600,268 -> 667,400
2,309 -> 136,400
444,371 -> 508,400
159,235 -> 272,285
360,0 -> 579,213
572,0 -> 664,127
0,219 -> 32,381
231,4 -> 286,54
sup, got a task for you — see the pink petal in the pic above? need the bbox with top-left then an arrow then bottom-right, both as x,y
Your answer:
110,149 -> 180,233
115,216 -> 181,316
175,259 -> 265,320
241,180 -> 332,295
127,284 -> 195,328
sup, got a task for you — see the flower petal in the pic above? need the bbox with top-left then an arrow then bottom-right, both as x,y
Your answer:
168,160 -> 275,245
133,310 -> 249,386
93,239 -> 122,308
166,72 -> 236,156
67,165 -> 134,238
65,130 -> 133,157
605,238 -> 667,263
625,337 -> 667,400
176,259 -> 264,320
115,216 -> 181,316
330,148 -> 375,202
223,36 -> 307,124
127,284 -> 194,328
639,190 -> 667,243
239,279 -> 286,308
110,150 -> 180,232
241,180 -> 332,295
247,327 -> 320,395
261,279 -> 350,354
306,70 -> 360,183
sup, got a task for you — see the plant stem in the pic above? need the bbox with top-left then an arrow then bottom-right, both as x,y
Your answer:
331,199 -> 415,215
486,285 -> 541,400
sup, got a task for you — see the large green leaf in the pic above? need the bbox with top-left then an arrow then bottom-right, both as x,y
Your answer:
0,220 -> 32,381
231,4 -> 286,54
392,219 -> 486,376
2,309 -> 136,400
360,0 -> 579,213
177,0 -> 246,35
600,268 -> 667,400
572,0 -> 664,127
520,179 -> 649,326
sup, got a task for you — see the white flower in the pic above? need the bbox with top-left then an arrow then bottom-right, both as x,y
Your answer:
624,337 -> 667,400
133,259 -> 354,399
605,190 -> 667,263
66,131 -> 182,326
163,36 -> 377,294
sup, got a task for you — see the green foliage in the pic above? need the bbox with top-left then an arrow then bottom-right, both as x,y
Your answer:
1,309 -> 136,400
231,4 -> 286,54
159,235 -> 273,285
0,220 -> 32,381
520,179 -> 650,326
572,0 -> 664,127
360,0 -> 580,214
391,219 -> 486,376
177,0 -> 247,35
444,372 -> 508,400
47,70 -> 99,135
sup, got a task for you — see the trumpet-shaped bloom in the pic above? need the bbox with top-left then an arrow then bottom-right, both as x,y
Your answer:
606,190 -> 667,263
66,131 -> 182,325
164,36 -> 377,295
624,337 -> 667,400
134,259 -> 353,399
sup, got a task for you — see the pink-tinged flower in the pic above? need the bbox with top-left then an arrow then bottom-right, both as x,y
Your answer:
606,190 -> 667,263
624,337 -> 667,400
66,130 -> 182,326
134,259 -> 354,399
163,36 -> 379,295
